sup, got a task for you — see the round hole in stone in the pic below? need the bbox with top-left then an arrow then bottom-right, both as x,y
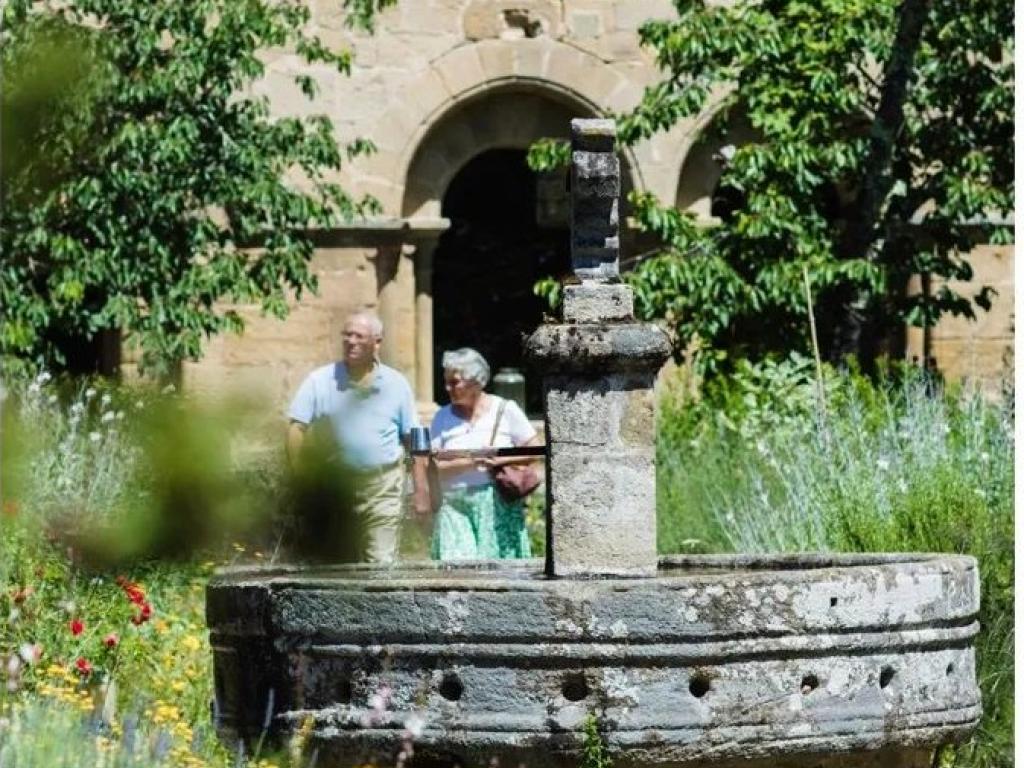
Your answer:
829,596 -> 838,608
561,672 -> 589,702
336,677 -> 352,704
439,672 -> 463,702
689,673 -> 711,699
801,674 -> 819,694
879,666 -> 896,689
946,662 -> 955,676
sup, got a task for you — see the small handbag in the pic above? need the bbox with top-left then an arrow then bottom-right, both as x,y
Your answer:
488,399 -> 543,502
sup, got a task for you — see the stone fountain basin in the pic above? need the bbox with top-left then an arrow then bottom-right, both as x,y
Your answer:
207,553 -> 980,767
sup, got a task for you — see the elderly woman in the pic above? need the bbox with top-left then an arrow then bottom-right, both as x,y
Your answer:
430,347 -> 541,560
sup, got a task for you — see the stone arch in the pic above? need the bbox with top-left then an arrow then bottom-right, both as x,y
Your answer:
675,110 -> 759,221
356,38 -> 647,215
401,82 -> 644,408
400,83 -> 637,218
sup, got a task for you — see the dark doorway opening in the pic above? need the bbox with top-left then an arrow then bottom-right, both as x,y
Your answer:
433,149 -> 570,415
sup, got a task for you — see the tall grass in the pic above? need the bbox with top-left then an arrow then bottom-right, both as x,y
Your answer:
657,358 -> 1013,767
0,374 -> 300,767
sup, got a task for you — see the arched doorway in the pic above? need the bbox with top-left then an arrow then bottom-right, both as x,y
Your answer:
432,148 -> 569,414
400,85 -> 642,409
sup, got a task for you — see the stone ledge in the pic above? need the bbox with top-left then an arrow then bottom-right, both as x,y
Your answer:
562,283 -> 634,322
525,322 -> 671,372
208,553 -> 981,765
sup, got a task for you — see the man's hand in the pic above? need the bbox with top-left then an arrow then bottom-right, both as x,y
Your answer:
410,455 -> 433,518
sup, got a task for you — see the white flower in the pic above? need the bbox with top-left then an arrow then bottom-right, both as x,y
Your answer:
116,411 -> 125,420
47,394 -> 58,405
876,457 -> 890,471
101,411 -> 115,423
100,393 -> 112,407
18,644 -> 40,665
27,383 -> 40,395
36,371 -> 52,384
134,400 -> 144,410
85,387 -> 97,399
981,452 -> 990,462
89,431 -> 102,442
70,402 -> 85,415
161,384 -> 176,395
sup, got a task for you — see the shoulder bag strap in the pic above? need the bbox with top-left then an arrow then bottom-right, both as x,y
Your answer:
488,397 -> 507,447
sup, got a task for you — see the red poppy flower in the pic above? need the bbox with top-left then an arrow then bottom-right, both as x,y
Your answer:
103,633 -> 119,648
125,586 -> 146,606
75,657 -> 92,677
131,602 -> 152,625
69,619 -> 84,636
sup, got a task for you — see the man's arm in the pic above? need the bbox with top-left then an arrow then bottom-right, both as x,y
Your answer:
286,420 -> 308,471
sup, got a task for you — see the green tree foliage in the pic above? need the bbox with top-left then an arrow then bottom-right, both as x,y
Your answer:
530,0 -> 1012,373
0,0 -> 395,375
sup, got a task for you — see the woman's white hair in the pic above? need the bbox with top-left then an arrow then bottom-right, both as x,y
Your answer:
442,347 -> 490,387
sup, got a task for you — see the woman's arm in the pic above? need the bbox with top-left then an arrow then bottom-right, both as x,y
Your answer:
433,456 -> 480,478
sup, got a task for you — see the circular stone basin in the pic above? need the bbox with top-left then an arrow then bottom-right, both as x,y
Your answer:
207,554 -> 980,768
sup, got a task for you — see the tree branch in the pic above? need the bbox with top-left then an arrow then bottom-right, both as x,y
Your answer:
841,0 -> 930,262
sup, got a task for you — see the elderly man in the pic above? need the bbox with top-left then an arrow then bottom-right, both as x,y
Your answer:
286,312 -> 424,563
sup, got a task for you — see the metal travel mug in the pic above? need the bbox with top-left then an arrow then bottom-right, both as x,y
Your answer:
409,426 -> 432,456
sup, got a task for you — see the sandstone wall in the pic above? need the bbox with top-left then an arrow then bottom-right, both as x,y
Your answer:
179,0 -> 1013,406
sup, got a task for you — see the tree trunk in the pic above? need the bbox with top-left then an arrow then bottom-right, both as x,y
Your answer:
830,0 -> 931,365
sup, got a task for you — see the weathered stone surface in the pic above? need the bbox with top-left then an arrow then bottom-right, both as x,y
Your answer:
562,283 -> 634,323
570,118 -> 621,280
525,322 -> 672,373
208,554 -> 982,766
544,373 -> 655,446
548,445 -> 657,575
571,117 -> 616,152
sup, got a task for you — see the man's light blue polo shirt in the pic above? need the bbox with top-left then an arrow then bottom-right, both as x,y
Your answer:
287,362 -> 419,470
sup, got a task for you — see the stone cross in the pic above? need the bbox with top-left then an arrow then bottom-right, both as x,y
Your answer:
570,118 -> 619,281
526,119 -> 671,577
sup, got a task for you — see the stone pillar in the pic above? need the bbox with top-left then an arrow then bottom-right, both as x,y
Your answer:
526,119 -> 670,578
413,241 -> 436,405
375,243 -> 416,385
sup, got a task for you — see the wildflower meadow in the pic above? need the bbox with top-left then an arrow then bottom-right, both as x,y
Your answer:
0,359 -> 1014,768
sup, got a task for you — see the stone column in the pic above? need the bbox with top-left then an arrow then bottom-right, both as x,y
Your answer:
374,243 -> 416,384
413,241 -> 436,404
526,119 -> 671,578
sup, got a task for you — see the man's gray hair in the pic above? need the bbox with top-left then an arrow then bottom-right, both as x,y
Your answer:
346,311 -> 383,339
442,347 -> 490,387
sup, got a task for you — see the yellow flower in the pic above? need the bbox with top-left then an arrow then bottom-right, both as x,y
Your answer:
182,635 -> 202,652
171,680 -> 187,693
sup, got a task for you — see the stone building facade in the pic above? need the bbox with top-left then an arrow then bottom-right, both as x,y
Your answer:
175,0 -> 1014,409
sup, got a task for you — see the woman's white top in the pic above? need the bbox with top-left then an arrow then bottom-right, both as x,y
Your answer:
430,396 -> 536,490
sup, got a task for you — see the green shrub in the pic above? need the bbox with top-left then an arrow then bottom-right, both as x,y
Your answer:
657,360 -> 1013,767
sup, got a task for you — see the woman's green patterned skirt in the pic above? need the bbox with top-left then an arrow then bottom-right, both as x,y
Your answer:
430,483 -> 532,560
